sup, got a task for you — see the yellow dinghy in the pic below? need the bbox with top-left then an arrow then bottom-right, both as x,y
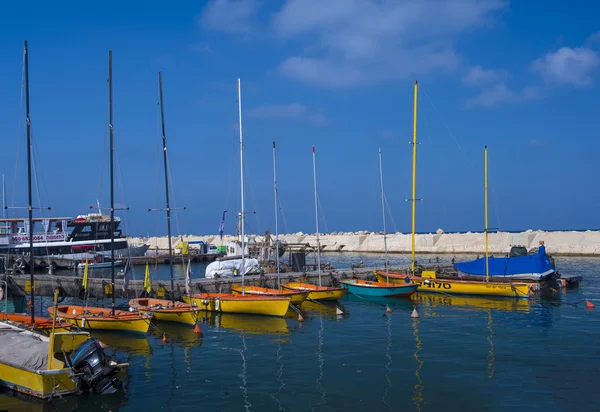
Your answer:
281,282 -> 347,301
231,284 -> 308,306
183,293 -> 290,317
375,271 -> 531,299
0,322 -> 128,399
49,306 -> 153,334
129,298 -> 201,326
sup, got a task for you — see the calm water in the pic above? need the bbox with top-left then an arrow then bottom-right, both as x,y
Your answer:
2,253 -> 599,411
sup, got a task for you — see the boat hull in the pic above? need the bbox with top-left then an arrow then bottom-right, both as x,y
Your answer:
280,282 -> 347,301
340,279 -> 418,297
231,285 -> 308,305
0,361 -> 78,399
129,298 -> 200,326
183,294 -> 290,317
2,313 -> 72,334
49,306 -> 152,333
375,272 -> 531,298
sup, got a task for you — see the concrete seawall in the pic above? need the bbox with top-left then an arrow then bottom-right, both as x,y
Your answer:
130,229 -> 600,257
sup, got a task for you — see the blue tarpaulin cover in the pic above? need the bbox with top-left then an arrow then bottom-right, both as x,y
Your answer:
454,248 -> 554,280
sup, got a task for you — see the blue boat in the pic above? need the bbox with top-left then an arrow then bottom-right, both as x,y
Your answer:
340,279 -> 418,297
453,244 -> 556,281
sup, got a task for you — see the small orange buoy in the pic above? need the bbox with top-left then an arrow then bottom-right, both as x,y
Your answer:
162,333 -> 167,343
298,313 -> 304,322
194,324 -> 202,334
586,300 -> 595,309
386,306 -> 392,314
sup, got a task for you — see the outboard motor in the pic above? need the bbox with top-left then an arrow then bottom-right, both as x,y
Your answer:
70,338 -> 121,395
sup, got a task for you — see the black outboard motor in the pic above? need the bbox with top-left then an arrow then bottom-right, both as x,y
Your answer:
70,338 -> 121,395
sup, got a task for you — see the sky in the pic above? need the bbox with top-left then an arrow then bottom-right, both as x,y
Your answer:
0,0 -> 599,237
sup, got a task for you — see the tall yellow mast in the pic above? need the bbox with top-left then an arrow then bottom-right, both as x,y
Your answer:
411,80 -> 418,274
484,145 -> 489,282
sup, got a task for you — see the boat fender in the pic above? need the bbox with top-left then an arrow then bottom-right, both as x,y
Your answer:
216,299 -> 220,311
201,299 -> 209,306
81,317 -> 86,328
0,286 -> 3,301
55,286 -> 66,303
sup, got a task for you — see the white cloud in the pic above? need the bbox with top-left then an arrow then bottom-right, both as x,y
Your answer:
246,103 -> 329,126
199,0 -> 260,35
272,0 -> 505,87
462,65 -> 505,86
200,0 -> 506,88
586,31 -> 600,46
531,47 -> 600,87
465,84 -> 538,108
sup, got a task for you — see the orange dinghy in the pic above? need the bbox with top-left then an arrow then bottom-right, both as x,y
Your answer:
48,305 -> 152,334
231,285 -> 308,306
2,313 -> 72,334
129,298 -> 201,326
281,282 -> 347,302
183,293 -> 290,317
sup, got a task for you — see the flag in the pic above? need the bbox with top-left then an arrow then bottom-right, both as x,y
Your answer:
82,257 -> 89,291
219,210 -> 227,240
185,258 -> 192,295
143,261 -> 151,294
121,257 -> 131,292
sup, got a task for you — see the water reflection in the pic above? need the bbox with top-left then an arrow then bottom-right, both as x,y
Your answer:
240,331 -> 251,411
202,312 -> 289,335
301,301 -> 347,319
487,309 -> 495,379
311,316 -> 326,411
151,322 -> 203,347
92,331 -> 151,355
412,318 -> 424,412
414,293 -> 530,312
382,312 -> 393,409
270,341 -> 285,411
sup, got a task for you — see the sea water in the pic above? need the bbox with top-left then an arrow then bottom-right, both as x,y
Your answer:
1,253 -> 598,411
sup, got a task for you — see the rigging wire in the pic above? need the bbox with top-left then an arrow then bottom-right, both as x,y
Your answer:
384,193 -> 398,233
277,195 -> 289,234
316,193 -> 329,234
11,50 -> 26,213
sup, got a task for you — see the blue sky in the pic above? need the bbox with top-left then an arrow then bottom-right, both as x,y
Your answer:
0,1 -> 599,237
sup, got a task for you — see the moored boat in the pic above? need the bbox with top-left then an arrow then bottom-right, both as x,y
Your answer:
281,282 -> 347,301
49,305 -> 152,333
2,313 -> 72,334
375,271 -> 532,298
340,278 -> 418,297
0,321 -> 127,399
129,298 -> 201,326
231,284 -> 308,305
183,293 -> 290,317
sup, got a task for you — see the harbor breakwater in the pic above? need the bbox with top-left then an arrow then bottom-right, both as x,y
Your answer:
130,229 -> 600,257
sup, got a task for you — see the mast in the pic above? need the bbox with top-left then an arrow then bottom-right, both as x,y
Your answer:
238,78 -> 246,294
379,148 -> 389,284
410,80 -> 418,275
312,146 -> 322,287
24,40 -> 35,324
484,146 -> 489,282
159,72 -> 175,303
272,141 -> 280,288
108,50 -> 115,315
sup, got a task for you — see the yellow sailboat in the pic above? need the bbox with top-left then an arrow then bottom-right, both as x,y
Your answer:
280,146 -> 347,301
375,82 -> 530,299
185,79 -> 290,317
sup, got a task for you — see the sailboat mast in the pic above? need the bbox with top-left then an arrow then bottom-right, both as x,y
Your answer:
237,78 -> 246,295
378,148 -> 389,284
484,146 -> 489,282
410,80 -> 418,275
272,141 -> 280,287
312,146 -> 322,287
108,50 -> 116,315
158,71 -> 175,303
24,40 -> 35,324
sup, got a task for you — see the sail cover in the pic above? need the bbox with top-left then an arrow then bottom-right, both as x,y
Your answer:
453,250 -> 555,281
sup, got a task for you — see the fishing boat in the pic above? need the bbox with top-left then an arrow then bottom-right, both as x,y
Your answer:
280,146 -> 346,301
375,108 -> 531,299
341,148 -> 419,298
184,79 -> 290,317
1,313 -> 72,334
46,51 -> 155,333
128,72 -> 202,327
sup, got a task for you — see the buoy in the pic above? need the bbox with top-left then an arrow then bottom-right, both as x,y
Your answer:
586,300 -> 595,309
194,324 -> 202,334
336,307 -> 344,316
162,333 -> 167,343
411,308 -> 419,318
386,306 -> 392,314
298,313 -> 304,322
